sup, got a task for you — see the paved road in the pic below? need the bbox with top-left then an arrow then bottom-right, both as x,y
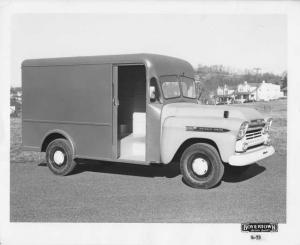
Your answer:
10,152 -> 286,223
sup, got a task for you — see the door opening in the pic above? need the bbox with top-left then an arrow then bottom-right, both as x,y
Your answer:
116,65 -> 146,161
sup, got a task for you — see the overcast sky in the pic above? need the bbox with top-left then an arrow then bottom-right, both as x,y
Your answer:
11,14 -> 286,86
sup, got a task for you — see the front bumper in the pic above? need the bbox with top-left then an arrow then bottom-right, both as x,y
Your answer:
228,145 -> 275,166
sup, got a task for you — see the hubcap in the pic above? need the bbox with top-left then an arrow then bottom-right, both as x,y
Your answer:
191,157 -> 209,176
53,150 -> 65,165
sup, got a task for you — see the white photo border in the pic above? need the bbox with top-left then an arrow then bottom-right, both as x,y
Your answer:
1,1 -> 299,244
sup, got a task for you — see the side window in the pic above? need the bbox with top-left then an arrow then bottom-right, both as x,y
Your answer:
149,77 -> 161,103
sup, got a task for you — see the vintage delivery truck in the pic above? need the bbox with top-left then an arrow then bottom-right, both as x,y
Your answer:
22,54 -> 275,188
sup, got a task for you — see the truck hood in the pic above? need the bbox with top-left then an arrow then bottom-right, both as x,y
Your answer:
162,102 -> 263,121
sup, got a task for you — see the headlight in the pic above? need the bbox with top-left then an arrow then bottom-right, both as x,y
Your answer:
242,142 -> 248,151
262,118 -> 273,134
237,121 -> 249,140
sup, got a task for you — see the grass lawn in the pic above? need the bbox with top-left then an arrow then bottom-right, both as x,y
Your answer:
10,118 -> 44,164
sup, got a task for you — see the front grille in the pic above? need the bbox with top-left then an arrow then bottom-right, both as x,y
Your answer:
246,129 -> 262,139
243,119 -> 265,150
246,119 -> 264,140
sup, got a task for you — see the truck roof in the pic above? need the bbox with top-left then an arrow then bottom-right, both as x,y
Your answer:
22,53 -> 195,78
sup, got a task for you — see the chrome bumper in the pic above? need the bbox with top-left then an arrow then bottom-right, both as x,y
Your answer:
228,145 -> 275,166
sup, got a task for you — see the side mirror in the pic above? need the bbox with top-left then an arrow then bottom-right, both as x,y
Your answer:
150,86 -> 156,101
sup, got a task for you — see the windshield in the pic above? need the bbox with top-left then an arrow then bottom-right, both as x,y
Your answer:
181,76 -> 196,99
161,75 -> 181,99
160,75 -> 196,99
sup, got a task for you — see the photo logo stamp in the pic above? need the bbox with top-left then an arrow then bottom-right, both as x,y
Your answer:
241,223 -> 278,232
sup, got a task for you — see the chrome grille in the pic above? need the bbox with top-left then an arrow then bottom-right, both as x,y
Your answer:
246,120 -> 264,140
244,119 -> 265,148
246,129 -> 262,140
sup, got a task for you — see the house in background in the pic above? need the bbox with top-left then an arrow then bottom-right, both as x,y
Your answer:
10,88 -> 22,103
255,81 -> 283,101
10,87 -> 22,116
214,80 -> 284,104
235,81 -> 283,102
234,81 -> 258,103
215,84 -> 235,104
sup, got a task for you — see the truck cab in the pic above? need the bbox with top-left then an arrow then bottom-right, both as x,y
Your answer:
22,54 -> 275,188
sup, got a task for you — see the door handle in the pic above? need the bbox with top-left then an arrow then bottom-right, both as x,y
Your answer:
113,98 -> 119,106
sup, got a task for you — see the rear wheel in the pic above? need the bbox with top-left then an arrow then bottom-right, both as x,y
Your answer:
45,138 -> 77,175
180,143 -> 224,189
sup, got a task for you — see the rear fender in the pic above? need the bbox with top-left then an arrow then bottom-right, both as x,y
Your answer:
41,129 -> 76,155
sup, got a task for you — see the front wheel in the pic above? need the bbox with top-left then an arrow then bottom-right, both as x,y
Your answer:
180,143 -> 224,189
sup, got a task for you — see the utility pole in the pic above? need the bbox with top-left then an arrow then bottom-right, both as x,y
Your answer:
253,67 -> 261,83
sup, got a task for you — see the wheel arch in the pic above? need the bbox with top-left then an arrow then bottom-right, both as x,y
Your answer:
41,129 -> 76,154
171,138 -> 221,163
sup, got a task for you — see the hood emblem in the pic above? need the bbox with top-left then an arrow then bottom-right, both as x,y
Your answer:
186,126 -> 230,133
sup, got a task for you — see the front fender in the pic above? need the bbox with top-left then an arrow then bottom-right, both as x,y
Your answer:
160,116 -> 242,164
